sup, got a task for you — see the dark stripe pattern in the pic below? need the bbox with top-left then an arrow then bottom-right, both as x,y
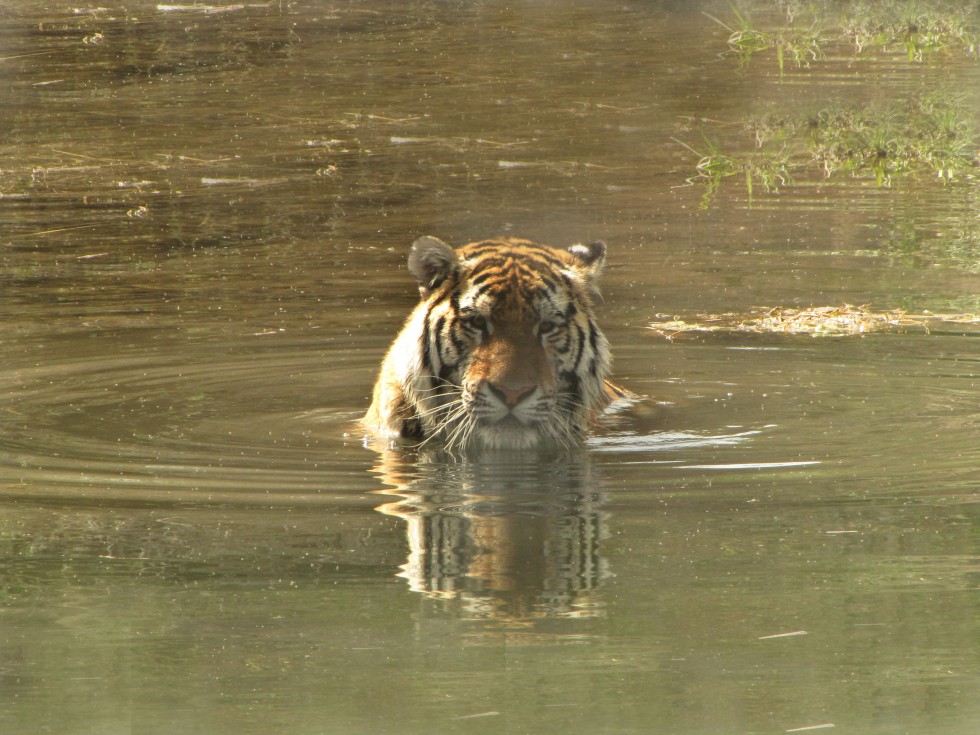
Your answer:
413,238 -> 610,443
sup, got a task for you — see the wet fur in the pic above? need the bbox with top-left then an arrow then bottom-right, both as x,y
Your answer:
363,236 -> 623,451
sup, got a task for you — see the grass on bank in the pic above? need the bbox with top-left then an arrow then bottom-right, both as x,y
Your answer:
677,91 -> 978,206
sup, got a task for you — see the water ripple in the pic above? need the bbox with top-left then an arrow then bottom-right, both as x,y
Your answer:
0,347 -> 374,504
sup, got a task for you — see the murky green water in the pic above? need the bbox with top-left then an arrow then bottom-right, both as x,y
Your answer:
2,1 -> 977,733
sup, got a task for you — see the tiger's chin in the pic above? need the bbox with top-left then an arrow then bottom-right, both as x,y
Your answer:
442,416 -> 578,453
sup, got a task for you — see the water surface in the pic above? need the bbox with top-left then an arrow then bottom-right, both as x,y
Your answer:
1,2 -> 977,734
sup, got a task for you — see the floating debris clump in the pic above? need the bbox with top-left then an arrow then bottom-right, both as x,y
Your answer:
648,305 -> 979,340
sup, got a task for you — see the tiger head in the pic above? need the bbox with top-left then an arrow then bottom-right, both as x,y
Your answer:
366,236 -> 616,452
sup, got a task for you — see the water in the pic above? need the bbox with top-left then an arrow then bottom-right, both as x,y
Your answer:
2,1 -> 978,733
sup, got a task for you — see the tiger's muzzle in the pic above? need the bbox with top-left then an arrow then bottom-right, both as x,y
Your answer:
460,325 -> 562,446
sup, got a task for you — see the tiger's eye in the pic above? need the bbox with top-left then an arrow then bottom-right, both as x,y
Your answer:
466,314 -> 487,330
538,321 -> 557,335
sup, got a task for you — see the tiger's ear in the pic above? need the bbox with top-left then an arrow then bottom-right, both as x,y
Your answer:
409,236 -> 458,297
567,240 -> 606,281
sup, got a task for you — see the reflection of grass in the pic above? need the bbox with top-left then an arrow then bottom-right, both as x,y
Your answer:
844,0 -> 980,60
705,2 -> 824,74
707,0 -> 980,68
879,210 -> 980,274
673,136 -> 794,209
672,137 -> 738,209
679,92 -> 978,199
800,93 -> 978,184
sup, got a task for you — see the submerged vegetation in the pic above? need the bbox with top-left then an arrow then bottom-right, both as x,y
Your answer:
799,94 -> 977,184
682,2 -> 980,205
705,1 -> 824,72
707,0 -> 980,68
680,90 -> 978,205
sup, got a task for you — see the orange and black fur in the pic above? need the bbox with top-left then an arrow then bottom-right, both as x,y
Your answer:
363,236 -> 626,451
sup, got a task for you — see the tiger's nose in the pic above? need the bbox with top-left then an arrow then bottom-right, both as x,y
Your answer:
486,382 -> 536,408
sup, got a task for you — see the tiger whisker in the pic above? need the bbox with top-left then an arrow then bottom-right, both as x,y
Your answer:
415,398 -> 471,451
411,400 -> 460,419
415,382 -> 465,396
441,407 -> 474,453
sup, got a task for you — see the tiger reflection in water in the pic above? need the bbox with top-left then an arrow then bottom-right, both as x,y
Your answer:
372,452 -> 610,630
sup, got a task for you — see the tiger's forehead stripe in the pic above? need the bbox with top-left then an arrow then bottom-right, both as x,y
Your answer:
463,255 -> 567,280
458,245 -> 583,312
458,238 -> 565,259
463,269 -> 573,316
467,259 -> 565,292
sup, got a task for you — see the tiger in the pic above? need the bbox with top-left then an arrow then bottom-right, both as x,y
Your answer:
362,236 -> 628,452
